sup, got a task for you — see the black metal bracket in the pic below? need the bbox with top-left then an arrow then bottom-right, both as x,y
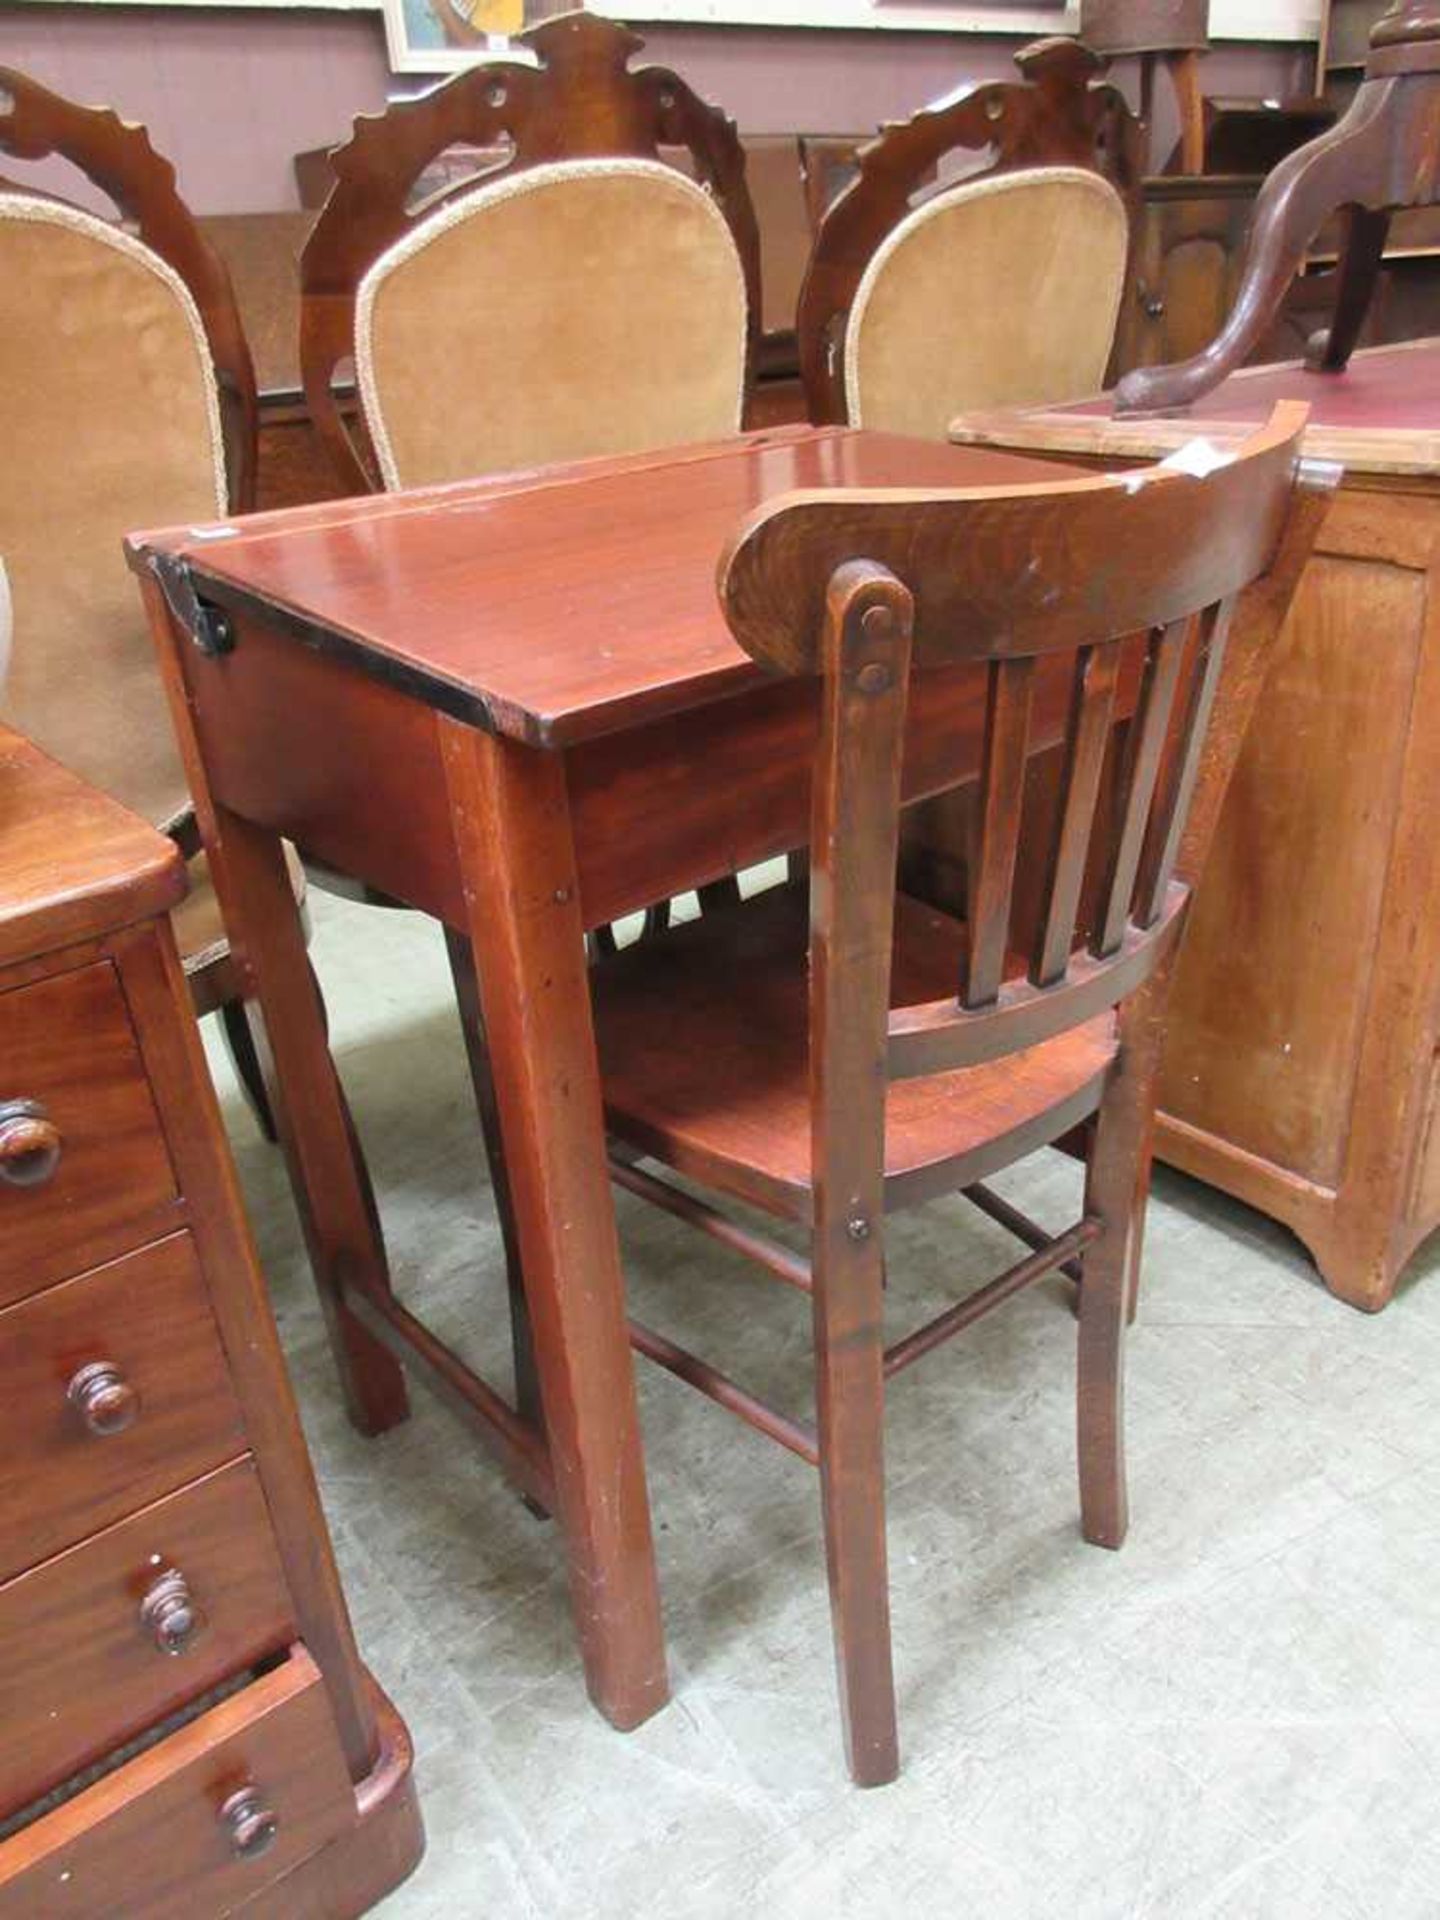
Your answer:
148,551 -> 236,658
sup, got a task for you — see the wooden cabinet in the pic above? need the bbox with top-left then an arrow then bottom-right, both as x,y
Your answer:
943,342 -> 1440,1312
1157,461 -> 1440,1311
1108,176 -> 1415,384
0,728 -> 422,1912
1112,177 -> 1259,377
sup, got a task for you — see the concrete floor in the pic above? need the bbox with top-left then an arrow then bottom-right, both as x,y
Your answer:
203,887 -> 1440,1920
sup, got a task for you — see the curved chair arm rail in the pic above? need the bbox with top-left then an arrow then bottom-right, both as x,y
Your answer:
1115,0 -> 1440,416
299,9 -> 761,494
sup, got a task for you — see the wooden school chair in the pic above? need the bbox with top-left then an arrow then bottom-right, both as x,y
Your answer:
299,10 -> 760,495
798,36 -> 1143,437
589,403 -> 1320,1784
0,66 -> 301,1135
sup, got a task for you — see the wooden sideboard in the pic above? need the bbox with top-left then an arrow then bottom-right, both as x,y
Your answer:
0,728 -> 422,1913
943,341 -> 1440,1313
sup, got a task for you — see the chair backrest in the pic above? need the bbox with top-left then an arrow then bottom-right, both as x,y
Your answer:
798,36 -> 1143,429
718,404 -> 1312,1156
0,559 -> 10,699
0,68 -> 256,506
841,166 -> 1129,438
301,10 -> 761,493
0,70 -> 251,831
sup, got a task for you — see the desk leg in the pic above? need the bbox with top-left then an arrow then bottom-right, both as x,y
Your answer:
440,718 -> 669,1732
444,928 -> 548,1480
211,803 -> 411,1438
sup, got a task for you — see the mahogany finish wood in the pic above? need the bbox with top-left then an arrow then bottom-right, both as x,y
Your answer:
797,38 -> 1145,425
951,341 -> 1440,1311
300,10 -> 761,493
0,965 -> 180,1300
1116,0 -> 1440,413
441,717 -> 668,1725
0,1235 -> 245,1579
125,424 -> 1096,1739
0,1651 -> 350,1920
582,406 -> 1310,1781
0,1460 -> 293,1823
0,727 -> 421,1911
126,416 -> 1314,1781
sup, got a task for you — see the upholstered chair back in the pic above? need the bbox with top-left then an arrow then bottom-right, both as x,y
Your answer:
0,560 -> 10,699
0,195 -> 227,829
842,166 -> 1129,439
356,158 -> 748,489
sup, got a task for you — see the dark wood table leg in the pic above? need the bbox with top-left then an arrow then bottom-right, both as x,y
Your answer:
208,802 -> 410,1438
445,926 -> 550,1514
439,716 -> 669,1733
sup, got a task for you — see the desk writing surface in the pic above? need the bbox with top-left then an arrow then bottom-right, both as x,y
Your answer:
950,338 -> 1440,479
127,426 -> 1079,749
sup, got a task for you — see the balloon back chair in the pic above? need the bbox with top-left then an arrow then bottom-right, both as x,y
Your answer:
0,65 -> 298,1135
300,9 -> 761,496
798,36 -> 1143,436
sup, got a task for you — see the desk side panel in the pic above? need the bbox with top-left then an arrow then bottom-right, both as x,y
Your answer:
171,614 -> 464,927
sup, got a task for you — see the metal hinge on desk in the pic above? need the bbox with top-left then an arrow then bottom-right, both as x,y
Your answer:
149,551 -> 236,658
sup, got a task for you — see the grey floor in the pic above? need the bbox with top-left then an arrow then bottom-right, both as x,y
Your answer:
202,887 -> 1440,1920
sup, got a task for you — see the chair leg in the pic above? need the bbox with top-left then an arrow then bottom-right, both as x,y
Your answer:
813,1223 -> 898,1787
444,929 -> 548,1489
219,995 -> 279,1143
1076,972 -> 1168,1551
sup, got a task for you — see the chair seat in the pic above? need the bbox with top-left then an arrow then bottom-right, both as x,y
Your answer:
593,884 -> 1118,1223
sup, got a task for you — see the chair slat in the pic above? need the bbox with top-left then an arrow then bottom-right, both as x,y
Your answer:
1092,618 -> 1190,958
1031,639 -> 1122,987
1135,600 -> 1233,927
889,906 -> 1181,1078
962,656 -> 1035,1008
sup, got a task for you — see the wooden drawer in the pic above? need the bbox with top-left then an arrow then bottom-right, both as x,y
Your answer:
0,1649 -> 355,1920
0,962 -> 180,1303
0,1233 -> 246,1579
0,1460 -> 295,1824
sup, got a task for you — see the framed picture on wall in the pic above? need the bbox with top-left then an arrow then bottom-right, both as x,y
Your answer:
581,1 -> 1322,34
380,0 -> 1322,74
383,0 -> 575,70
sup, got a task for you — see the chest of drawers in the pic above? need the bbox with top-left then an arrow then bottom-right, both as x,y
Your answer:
0,727 -> 422,1914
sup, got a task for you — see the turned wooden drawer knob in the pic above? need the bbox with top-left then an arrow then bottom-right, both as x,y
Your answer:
67,1360 -> 139,1436
0,1099 -> 62,1188
219,1785 -> 279,1862
139,1568 -> 207,1656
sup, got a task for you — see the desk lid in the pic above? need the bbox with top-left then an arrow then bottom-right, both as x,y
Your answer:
127,426 -> 1076,749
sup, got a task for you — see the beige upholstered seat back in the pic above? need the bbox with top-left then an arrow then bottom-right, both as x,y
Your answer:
357,158 -> 748,490
844,167 -> 1129,439
0,195 -> 226,829
0,560 -> 10,699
